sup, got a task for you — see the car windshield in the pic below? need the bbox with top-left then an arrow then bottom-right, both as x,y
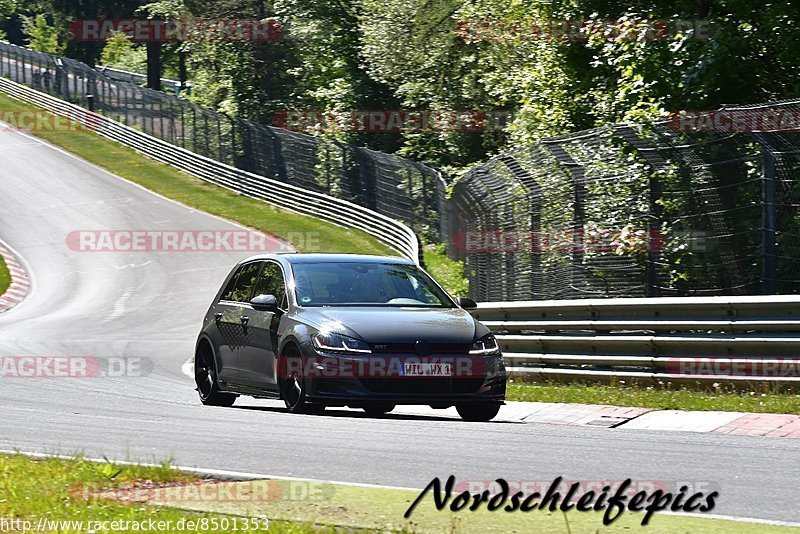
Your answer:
290,262 -> 454,307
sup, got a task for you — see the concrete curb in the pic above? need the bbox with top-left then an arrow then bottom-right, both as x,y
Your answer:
0,240 -> 30,313
391,402 -> 800,438
179,362 -> 800,438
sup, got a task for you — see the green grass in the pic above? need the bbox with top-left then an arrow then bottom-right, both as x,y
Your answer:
122,466 -> 793,534
422,243 -> 469,297
2,453 -> 793,534
0,94 -> 466,296
0,92 -> 388,257
0,92 -> 468,294
0,253 -> 9,296
0,454 -> 326,533
507,379 -> 800,414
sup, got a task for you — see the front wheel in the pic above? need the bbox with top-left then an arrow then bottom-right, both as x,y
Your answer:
195,343 -> 237,407
279,349 -> 324,415
456,403 -> 501,422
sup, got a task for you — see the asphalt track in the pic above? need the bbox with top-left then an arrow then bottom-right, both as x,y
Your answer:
1,125 -> 799,525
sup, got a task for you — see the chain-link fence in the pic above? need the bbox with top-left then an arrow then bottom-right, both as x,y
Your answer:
450,110 -> 800,301
0,42 -> 446,264
2,41 -> 799,302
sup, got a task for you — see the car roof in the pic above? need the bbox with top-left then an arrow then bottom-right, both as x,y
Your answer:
240,253 -> 415,265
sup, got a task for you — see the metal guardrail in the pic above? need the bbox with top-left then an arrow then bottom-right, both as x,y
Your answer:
95,65 -> 182,93
0,42 -> 443,269
473,295 -> 800,385
0,77 -> 422,264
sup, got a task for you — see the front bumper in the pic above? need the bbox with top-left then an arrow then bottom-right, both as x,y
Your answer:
299,353 -> 507,407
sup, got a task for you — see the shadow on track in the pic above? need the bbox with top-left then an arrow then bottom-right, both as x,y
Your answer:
231,405 -> 520,423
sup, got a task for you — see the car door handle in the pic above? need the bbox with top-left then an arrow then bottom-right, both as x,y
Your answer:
214,313 -> 223,322
240,315 -> 249,325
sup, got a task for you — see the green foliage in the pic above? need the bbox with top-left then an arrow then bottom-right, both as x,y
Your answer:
12,0 -> 800,170
0,453 -> 325,533
0,253 -> 10,295
7,0 -> 800,299
94,458 -> 123,480
508,379 -> 800,415
22,13 -> 64,54
0,92 -> 394,260
423,243 -> 469,296
0,0 -> 15,20
99,31 -> 146,72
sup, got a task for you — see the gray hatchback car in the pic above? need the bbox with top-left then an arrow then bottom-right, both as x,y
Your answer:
194,254 -> 506,421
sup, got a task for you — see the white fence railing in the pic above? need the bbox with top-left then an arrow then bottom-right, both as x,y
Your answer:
95,65 -> 182,94
473,295 -> 800,385
0,77 -> 421,264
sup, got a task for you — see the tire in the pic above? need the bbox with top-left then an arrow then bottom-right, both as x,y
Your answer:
456,403 -> 501,422
279,346 -> 324,415
195,342 -> 237,407
362,404 -> 395,417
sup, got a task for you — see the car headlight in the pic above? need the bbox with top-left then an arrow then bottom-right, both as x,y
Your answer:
312,332 -> 372,355
469,334 -> 500,356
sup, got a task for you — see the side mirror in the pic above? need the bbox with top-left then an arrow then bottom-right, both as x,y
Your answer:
456,297 -> 477,310
251,294 -> 279,312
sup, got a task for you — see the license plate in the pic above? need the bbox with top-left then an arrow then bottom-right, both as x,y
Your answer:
402,363 -> 452,377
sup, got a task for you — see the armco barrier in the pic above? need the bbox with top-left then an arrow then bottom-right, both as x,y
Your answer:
473,295 -> 800,385
95,65 -> 181,93
0,77 -> 422,264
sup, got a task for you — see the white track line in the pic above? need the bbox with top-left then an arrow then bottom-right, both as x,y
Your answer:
1,449 -> 799,528
0,119 -> 294,249
0,449 -> 418,491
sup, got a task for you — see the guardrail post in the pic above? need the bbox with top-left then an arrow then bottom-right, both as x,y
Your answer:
0,45 -> 7,78
13,47 -> 20,83
146,42 -> 162,91
342,147 -> 374,209
541,140 -> 586,292
190,104 -> 197,152
498,153 -> 542,299
203,113 -> 210,156
178,50 -> 188,96
752,133 -> 778,294
271,129 -> 288,182
121,84 -> 129,125
233,117 -> 251,172
216,114 -> 224,162
178,102 -> 186,149
616,125 -> 665,296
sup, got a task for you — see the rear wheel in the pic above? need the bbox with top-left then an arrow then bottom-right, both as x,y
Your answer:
362,404 -> 395,417
456,403 -> 500,422
279,347 -> 324,415
195,343 -> 237,407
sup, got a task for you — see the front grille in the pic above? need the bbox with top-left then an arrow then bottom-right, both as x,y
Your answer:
359,377 -> 485,395
370,343 -> 472,355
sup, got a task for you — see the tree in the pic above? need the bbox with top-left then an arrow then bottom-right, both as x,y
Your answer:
9,0 -> 800,171
0,0 -> 16,40
23,13 -> 64,53
100,31 -> 146,71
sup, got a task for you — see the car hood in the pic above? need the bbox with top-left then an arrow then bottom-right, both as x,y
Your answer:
293,306 -> 484,344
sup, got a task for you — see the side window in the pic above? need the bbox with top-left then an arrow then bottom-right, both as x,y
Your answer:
253,262 -> 287,308
220,271 -> 240,302
222,262 -> 262,303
